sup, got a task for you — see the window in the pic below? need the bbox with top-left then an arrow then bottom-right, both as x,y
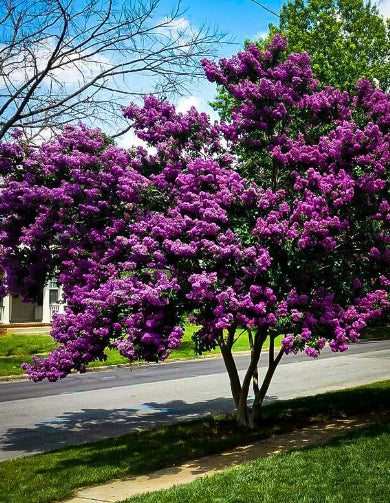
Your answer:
49,289 -> 58,305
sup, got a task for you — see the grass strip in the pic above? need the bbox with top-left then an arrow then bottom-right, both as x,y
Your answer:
1,322 -> 389,377
0,334 -> 57,357
0,380 -> 389,503
126,421 -> 390,503
1,323 -> 388,377
0,328 -> 283,377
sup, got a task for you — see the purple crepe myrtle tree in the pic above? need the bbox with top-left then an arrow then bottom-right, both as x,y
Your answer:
0,35 -> 389,427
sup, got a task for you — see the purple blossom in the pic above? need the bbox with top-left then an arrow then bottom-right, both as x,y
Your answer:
0,35 -> 388,382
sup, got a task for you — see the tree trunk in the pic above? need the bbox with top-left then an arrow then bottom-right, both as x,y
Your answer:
251,347 -> 284,425
219,336 -> 241,409
218,328 -> 285,428
236,327 -> 267,427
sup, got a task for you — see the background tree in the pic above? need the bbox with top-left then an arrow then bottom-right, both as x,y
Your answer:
213,0 -> 390,121
269,0 -> 390,93
0,0 -> 226,143
0,36 -> 389,427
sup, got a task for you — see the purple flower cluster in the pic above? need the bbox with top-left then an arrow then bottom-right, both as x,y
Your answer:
0,36 -> 388,381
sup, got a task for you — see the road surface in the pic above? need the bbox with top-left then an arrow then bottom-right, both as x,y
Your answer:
0,339 -> 389,460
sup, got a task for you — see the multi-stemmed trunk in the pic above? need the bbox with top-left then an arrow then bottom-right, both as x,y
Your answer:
218,327 -> 284,427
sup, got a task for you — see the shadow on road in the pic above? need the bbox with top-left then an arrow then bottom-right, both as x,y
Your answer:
1,395 -> 278,457
1,395 -> 275,457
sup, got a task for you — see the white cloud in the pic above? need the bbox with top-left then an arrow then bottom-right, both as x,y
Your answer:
176,93 -> 220,122
176,95 -> 220,122
52,53 -> 111,87
252,30 -> 269,41
116,128 -> 147,149
162,17 -> 191,32
13,125 -> 54,146
116,128 -> 157,155
376,0 -> 390,18
155,17 -> 195,39
176,95 -> 201,113
3,39 -> 112,88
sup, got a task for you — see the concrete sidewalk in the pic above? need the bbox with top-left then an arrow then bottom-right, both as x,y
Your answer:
66,409 -> 389,503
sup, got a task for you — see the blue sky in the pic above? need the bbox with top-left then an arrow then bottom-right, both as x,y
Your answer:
117,0 -> 284,145
183,0 -> 282,46
118,0 -> 390,146
169,0 -> 283,119
160,0 -> 390,121
3,0 -> 389,144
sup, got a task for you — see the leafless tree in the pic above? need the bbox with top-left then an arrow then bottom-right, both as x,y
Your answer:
0,0 -> 227,142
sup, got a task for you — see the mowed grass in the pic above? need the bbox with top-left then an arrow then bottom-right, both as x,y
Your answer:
0,323 -> 388,377
0,381 -> 388,503
0,334 -> 57,376
0,326 -> 282,376
127,421 -> 390,503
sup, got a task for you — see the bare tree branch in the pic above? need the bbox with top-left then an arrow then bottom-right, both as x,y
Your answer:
0,0 -> 229,142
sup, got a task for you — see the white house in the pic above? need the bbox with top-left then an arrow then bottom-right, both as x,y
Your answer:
0,279 -> 65,333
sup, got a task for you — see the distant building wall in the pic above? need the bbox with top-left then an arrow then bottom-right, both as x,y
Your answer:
10,296 -> 37,322
0,279 -> 64,325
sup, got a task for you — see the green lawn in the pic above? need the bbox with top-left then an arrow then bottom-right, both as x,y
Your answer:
0,326 -> 282,377
0,380 -> 388,503
127,421 -> 390,503
0,334 -> 57,376
0,323 -> 388,377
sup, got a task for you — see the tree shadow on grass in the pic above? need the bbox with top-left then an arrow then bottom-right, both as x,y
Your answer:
3,381 -> 389,461
7,404 -> 388,503
141,416 -> 390,479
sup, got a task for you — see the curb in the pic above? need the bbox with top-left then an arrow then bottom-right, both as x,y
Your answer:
0,350 -> 254,383
1,337 -> 385,383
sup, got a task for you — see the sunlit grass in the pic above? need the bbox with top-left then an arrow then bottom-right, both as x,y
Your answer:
0,333 -> 57,356
0,327 -> 283,376
0,334 -> 57,376
127,421 -> 390,503
1,323 -> 388,377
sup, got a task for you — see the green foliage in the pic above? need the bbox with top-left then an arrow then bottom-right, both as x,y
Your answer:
212,0 -> 390,122
210,86 -> 235,122
271,0 -> 390,93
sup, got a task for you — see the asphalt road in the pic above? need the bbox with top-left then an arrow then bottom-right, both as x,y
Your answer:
0,339 -> 389,460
